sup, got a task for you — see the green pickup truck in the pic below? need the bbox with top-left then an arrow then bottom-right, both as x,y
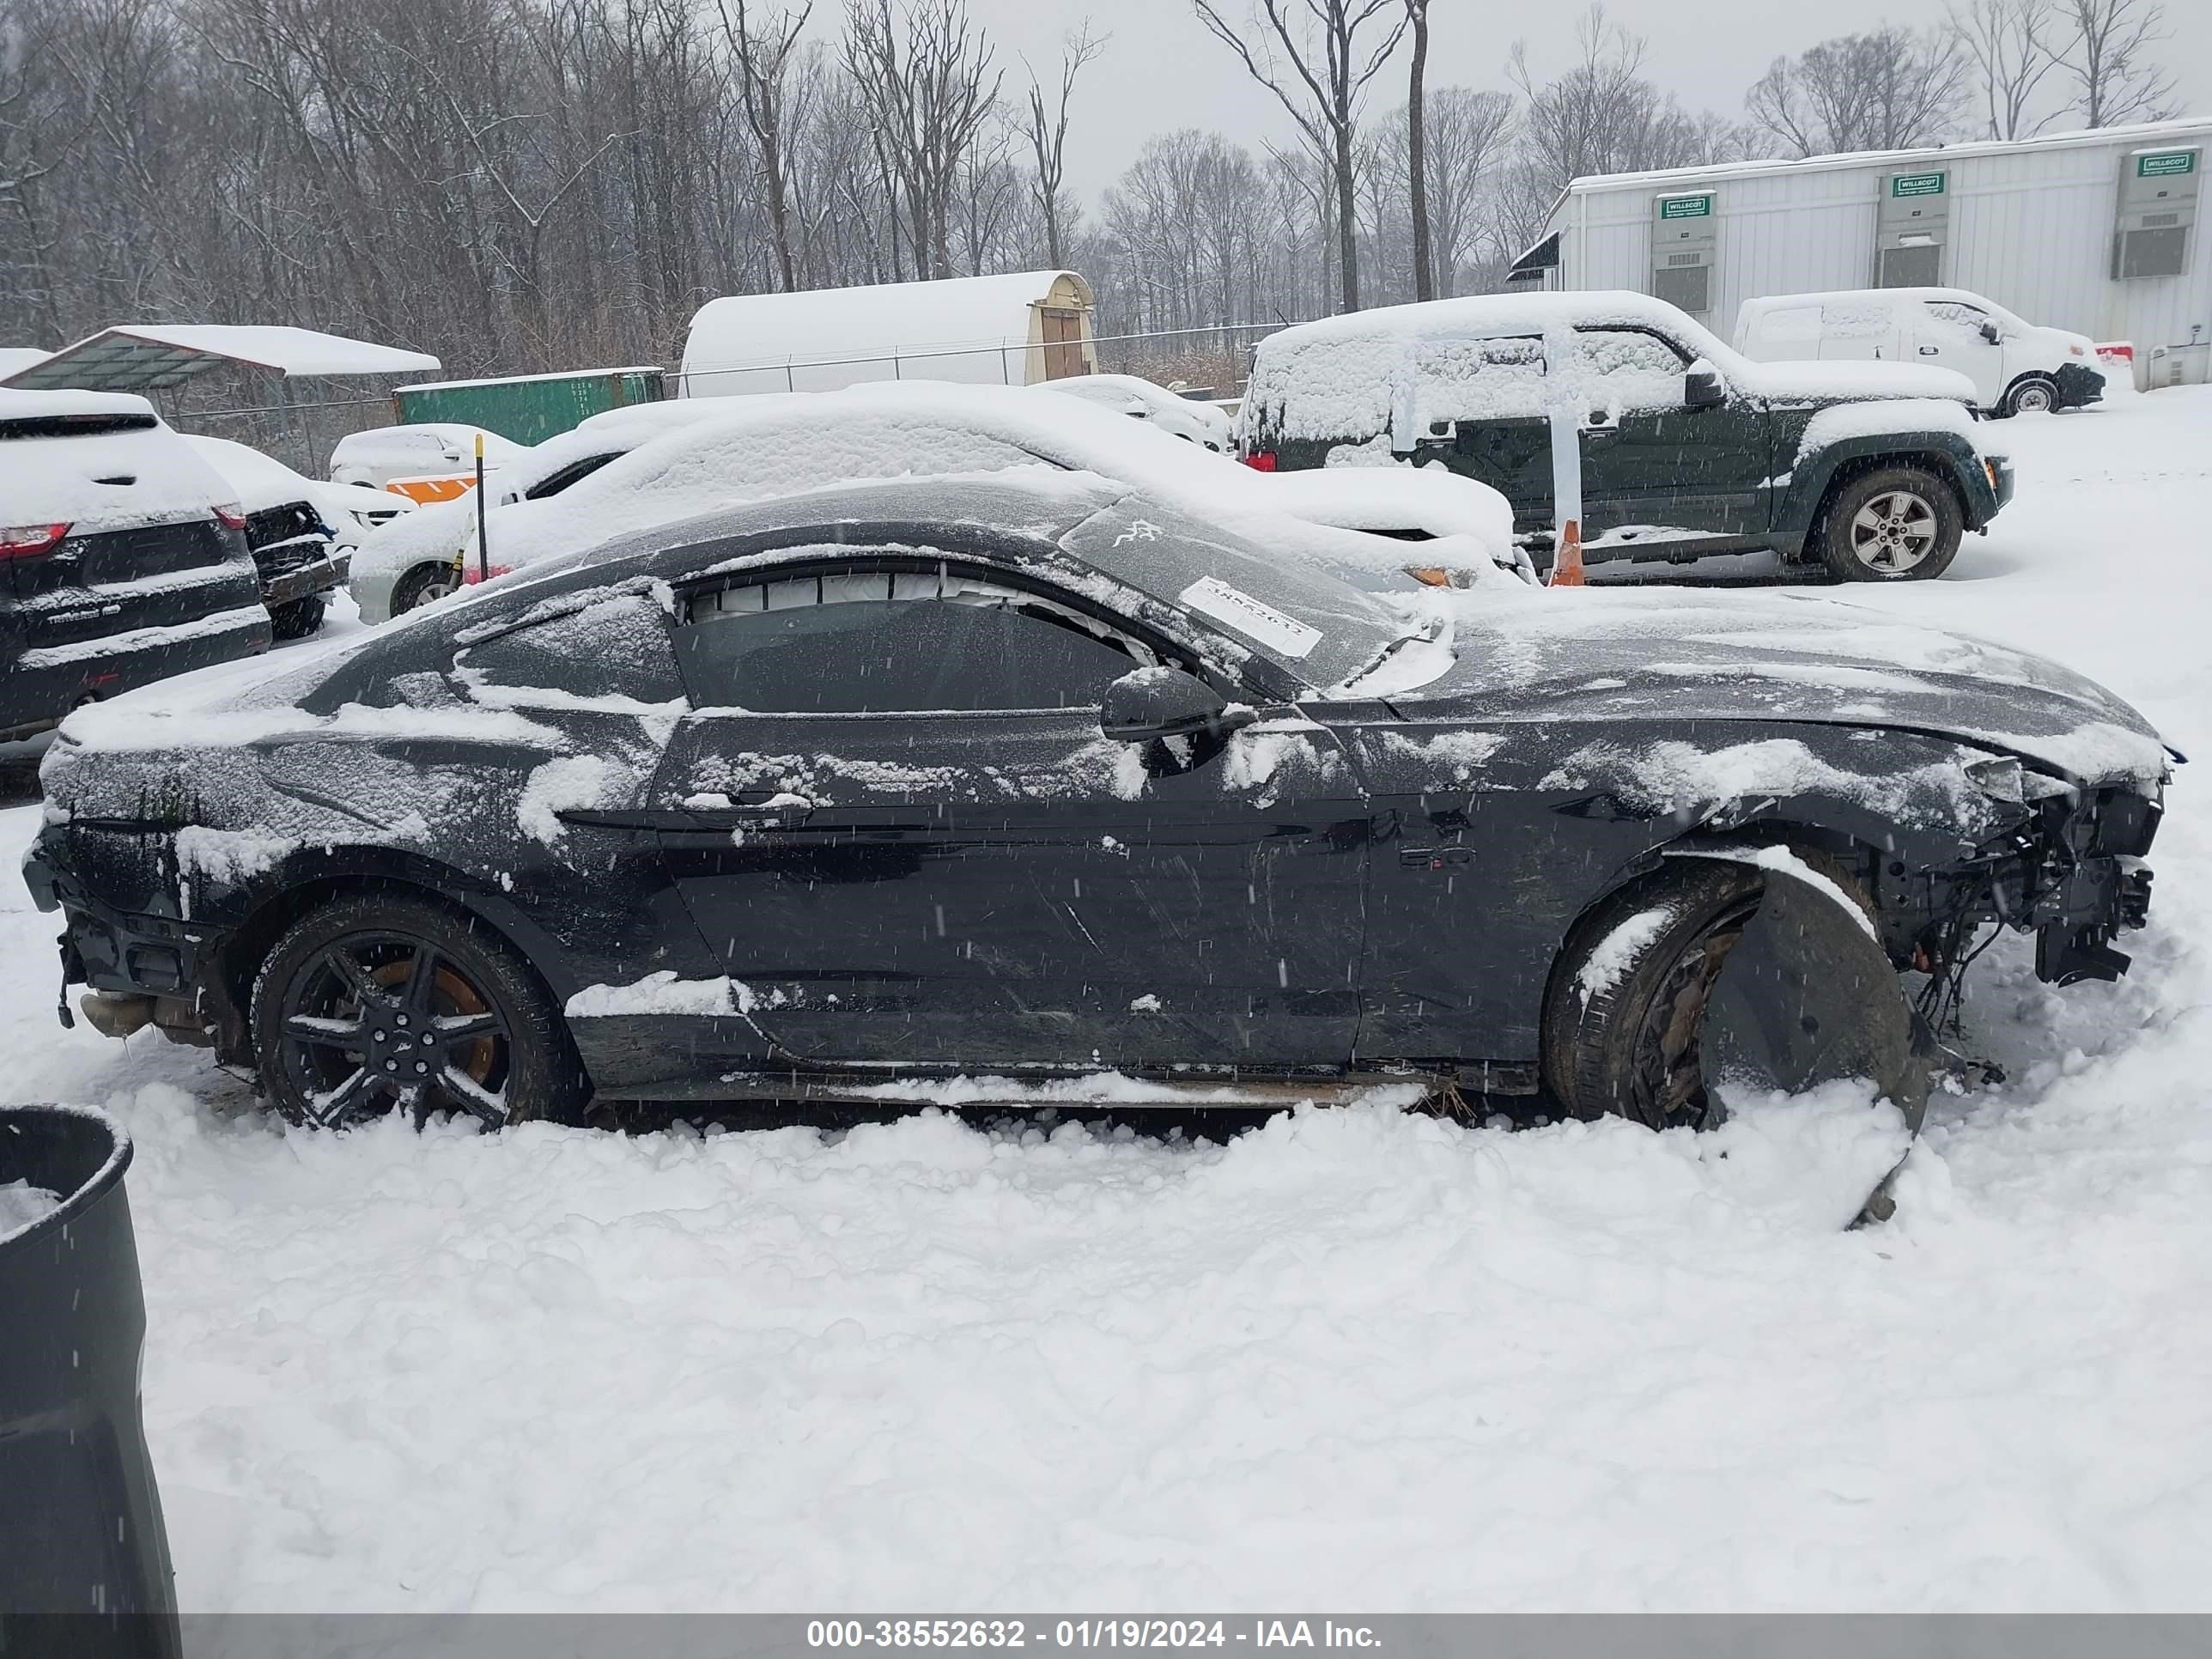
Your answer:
1237,291 -> 2014,582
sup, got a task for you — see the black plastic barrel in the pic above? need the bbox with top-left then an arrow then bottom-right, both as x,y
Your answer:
0,1104 -> 180,1659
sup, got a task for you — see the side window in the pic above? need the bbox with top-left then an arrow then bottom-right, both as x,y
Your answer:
456,591 -> 684,707
524,453 -> 621,501
1570,327 -> 1690,412
675,568 -> 1148,714
1406,334 -> 1547,429
1753,305 -> 1822,347
1923,301 -> 1993,338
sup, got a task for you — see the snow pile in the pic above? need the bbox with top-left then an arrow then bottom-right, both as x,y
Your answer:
0,1178 -> 63,1237
565,973 -> 753,1018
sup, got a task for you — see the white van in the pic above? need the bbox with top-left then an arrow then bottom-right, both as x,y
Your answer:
1735,288 -> 2103,417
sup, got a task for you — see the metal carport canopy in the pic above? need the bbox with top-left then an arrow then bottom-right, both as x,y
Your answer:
0,325 -> 440,392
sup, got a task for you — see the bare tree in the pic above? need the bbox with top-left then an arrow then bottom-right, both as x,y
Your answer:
1746,27 -> 1966,157
1512,8 -> 1742,191
1021,22 -> 1104,270
718,0 -> 811,291
1402,0 -> 1432,301
1951,0 -> 2062,140
844,0 -> 1003,279
1187,0 -> 1409,313
1419,87 -> 1513,296
2057,0 -> 2174,128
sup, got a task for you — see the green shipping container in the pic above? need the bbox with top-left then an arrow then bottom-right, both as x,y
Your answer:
392,366 -> 665,446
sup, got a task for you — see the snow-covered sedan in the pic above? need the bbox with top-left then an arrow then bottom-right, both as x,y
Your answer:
24,470 -> 2169,1146
2,389 -> 268,741
328,423 -> 526,492
348,381 -> 1525,623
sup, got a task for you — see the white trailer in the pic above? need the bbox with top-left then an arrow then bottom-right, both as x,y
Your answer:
1510,118 -> 2211,391
676,270 -> 1097,397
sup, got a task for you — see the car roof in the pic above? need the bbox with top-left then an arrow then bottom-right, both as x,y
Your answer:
1740,288 -> 1996,311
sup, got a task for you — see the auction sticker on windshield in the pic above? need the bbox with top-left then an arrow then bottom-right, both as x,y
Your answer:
1178,576 -> 1322,659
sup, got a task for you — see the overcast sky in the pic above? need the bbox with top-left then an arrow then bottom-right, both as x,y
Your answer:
933,0 -> 2209,206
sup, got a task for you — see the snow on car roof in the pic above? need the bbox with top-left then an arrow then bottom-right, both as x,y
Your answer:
0,386 -> 159,420
0,390 -> 232,532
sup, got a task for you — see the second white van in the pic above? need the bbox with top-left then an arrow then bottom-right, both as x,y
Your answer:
1735,288 -> 2103,417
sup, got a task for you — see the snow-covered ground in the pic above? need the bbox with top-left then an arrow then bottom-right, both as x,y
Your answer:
3,392 -> 2210,1612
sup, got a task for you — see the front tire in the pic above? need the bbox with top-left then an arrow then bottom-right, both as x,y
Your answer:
390,562 -> 459,616
1814,465 -> 1962,582
1999,375 -> 2057,416
251,893 -> 588,1129
1543,863 -> 1765,1130
266,594 -> 326,641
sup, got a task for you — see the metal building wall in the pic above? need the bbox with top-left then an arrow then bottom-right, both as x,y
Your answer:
1547,121 -> 2212,381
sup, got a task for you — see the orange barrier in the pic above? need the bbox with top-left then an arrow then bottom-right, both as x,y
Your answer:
386,474 -> 477,506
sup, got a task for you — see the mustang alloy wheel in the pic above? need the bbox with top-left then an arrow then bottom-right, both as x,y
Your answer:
252,895 -> 587,1129
1817,465 -> 1963,582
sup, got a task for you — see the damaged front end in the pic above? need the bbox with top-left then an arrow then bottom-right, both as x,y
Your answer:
1881,761 -> 2165,1036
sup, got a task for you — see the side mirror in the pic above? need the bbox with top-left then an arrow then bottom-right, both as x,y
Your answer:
1101,666 -> 1256,744
1684,362 -> 1727,408
1978,320 -> 2002,345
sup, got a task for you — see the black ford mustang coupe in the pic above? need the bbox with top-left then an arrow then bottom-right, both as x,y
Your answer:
23,472 -> 2169,1133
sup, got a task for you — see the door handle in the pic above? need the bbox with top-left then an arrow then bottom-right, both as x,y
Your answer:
1918,345 -> 1940,356
1581,426 -> 1622,445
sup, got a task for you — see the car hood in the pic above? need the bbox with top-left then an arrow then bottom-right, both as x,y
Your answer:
1739,359 -> 1978,406
1400,587 -> 2171,786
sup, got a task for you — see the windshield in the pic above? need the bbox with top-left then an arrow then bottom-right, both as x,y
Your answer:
1059,493 -> 1425,695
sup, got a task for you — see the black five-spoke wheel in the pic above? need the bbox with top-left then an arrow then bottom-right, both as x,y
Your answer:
252,894 -> 587,1129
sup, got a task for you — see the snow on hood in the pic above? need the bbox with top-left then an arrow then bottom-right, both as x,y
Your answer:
0,389 -> 230,533
352,382 -> 1525,598
1410,585 -> 2171,787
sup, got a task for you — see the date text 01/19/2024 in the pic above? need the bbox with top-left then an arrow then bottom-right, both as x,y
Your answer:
806,1620 -> 1384,1650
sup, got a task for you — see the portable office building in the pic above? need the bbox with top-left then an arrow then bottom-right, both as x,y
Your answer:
1510,118 -> 2212,390
677,270 -> 1097,396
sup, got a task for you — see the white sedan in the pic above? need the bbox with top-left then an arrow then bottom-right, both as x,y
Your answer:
327,422 -> 526,490
346,382 -> 1526,626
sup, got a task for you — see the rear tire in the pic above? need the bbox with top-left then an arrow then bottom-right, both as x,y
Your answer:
266,595 -> 326,641
1814,465 -> 1962,582
251,893 -> 589,1130
390,562 -> 459,616
1999,375 -> 2057,416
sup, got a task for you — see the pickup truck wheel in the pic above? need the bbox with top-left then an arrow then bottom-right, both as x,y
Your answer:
1542,863 -> 1765,1131
252,894 -> 589,1130
391,562 -> 459,615
2000,375 -> 2057,416
1815,466 -> 1962,582
266,595 -> 325,641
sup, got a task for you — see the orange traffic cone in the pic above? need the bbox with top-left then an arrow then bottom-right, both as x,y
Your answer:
1548,519 -> 1586,587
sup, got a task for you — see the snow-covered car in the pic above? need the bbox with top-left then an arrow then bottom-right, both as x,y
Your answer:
24,469 -> 2170,1146
1735,288 -> 2104,418
180,434 -> 415,548
1037,374 -> 1237,450
327,423 -> 526,493
179,434 -> 392,639
347,382 -> 1524,624
346,404 -> 734,621
1,388 -> 268,741
1241,290 -> 2011,581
